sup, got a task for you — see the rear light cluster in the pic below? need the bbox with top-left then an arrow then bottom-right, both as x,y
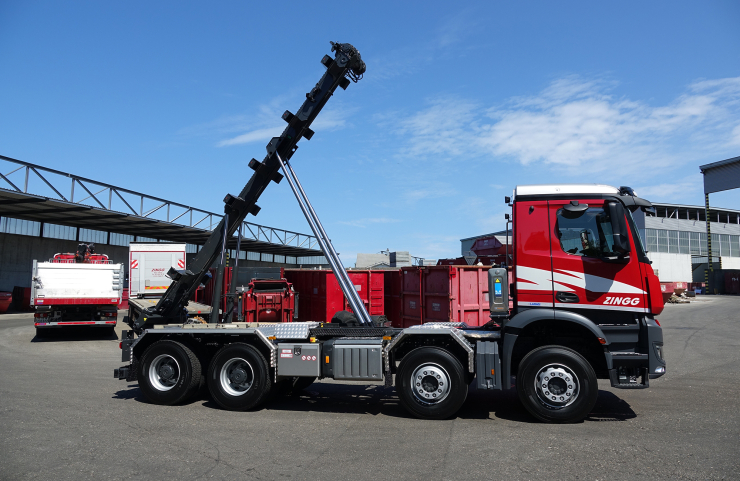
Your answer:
101,312 -> 117,318
34,312 -> 50,318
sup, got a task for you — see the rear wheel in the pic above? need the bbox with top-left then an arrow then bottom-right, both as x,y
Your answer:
396,347 -> 468,420
207,343 -> 273,411
138,340 -> 202,405
516,346 -> 598,423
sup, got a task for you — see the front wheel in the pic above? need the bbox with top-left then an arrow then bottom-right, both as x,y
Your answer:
516,346 -> 598,423
207,343 -> 273,411
138,340 -> 202,405
396,347 -> 468,420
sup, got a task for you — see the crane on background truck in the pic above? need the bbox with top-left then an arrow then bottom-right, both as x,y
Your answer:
115,42 -> 665,423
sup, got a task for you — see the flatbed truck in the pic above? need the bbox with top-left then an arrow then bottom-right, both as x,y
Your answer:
114,42 -> 665,422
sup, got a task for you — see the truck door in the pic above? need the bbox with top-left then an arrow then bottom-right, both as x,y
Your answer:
548,199 -> 647,324
514,200 -> 554,311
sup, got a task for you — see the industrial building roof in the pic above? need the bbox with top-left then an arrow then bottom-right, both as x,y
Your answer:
0,155 -> 322,257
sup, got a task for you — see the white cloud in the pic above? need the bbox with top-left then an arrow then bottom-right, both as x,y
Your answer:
217,125 -> 283,147
634,174 -> 703,202
397,97 -> 478,158
392,76 -> 740,174
217,106 -> 353,147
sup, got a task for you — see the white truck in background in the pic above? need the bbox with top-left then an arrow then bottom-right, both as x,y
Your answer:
31,244 -> 123,336
129,243 -> 186,298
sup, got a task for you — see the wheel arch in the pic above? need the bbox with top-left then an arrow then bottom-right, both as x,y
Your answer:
503,309 -> 610,387
386,333 -> 473,375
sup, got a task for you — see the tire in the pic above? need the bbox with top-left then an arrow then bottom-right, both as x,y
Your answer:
138,340 -> 202,405
207,343 -> 273,411
516,346 -> 598,423
396,347 -> 468,420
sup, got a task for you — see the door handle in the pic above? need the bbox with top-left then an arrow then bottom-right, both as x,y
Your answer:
556,291 -> 579,303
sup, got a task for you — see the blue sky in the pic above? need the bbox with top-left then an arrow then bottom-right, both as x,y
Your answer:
1,1 -> 739,265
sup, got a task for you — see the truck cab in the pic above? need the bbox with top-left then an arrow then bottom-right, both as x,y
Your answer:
502,184 -> 665,419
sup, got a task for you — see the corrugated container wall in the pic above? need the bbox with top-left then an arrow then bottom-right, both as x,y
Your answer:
395,266 -> 491,328
284,269 -> 384,323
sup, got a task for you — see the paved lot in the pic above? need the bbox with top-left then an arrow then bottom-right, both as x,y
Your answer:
1,297 -> 739,480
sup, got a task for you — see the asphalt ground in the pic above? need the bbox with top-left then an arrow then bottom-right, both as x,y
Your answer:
0,296 -> 738,481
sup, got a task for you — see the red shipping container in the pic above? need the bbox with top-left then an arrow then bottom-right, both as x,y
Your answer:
284,269 -> 385,323
0,292 -> 12,314
12,286 -> 32,311
118,288 -> 129,310
384,270 -> 402,328
397,266 -> 492,328
725,271 -> 740,295
242,279 -> 295,323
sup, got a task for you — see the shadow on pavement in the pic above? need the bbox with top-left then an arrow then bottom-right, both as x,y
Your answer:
31,327 -> 118,342
112,381 -> 635,422
586,390 -> 637,421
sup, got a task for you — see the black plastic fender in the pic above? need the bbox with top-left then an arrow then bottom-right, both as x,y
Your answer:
502,309 -> 608,389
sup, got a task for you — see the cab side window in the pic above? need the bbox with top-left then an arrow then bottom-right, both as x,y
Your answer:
556,207 -> 617,258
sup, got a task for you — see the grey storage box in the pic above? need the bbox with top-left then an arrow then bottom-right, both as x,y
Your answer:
276,343 -> 321,377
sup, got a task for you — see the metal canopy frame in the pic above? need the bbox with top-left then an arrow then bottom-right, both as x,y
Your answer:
0,155 -> 321,257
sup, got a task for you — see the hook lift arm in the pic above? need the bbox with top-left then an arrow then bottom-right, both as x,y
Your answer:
131,42 -> 366,333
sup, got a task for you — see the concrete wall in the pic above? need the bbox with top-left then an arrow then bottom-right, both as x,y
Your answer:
721,257 -> 740,269
646,252 -> 692,283
0,233 -> 129,291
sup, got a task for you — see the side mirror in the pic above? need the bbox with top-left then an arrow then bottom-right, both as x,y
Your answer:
607,201 -> 631,255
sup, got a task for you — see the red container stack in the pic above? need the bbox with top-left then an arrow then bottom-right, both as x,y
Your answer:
12,287 -> 32,311
725,272 -> 740,295
0,292 -> 12,314
119,288 -> 129,310
284,269 -> 385,323
394,266 -> 492,328
384,270 -> 403,328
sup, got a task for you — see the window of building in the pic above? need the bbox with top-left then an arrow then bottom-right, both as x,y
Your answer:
261,253 -> 273,262
247,251 -> 260,261
285,256 -> 297,264
43,223 -> 76,240
689,232 -> 701,255
0,217 -> 41,236
657,230 -> 669,253
719,234 -> 730,257
79,228 -> 107,244
678,231 -> 689,254
667,230 -> 678,253
136,236 -> 157,243
645,228 -> 658,252
730,236 -> 740,257
110,233 -> 134,247
186,244 -> 199,254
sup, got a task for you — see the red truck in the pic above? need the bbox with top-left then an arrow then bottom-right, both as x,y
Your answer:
115,43 -> 664,423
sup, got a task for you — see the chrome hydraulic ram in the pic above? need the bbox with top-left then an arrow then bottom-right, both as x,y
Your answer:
275,152 -> 373,326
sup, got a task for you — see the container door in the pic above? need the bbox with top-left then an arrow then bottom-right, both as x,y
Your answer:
548,199 -> 647,325
514,200 -> 554,311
